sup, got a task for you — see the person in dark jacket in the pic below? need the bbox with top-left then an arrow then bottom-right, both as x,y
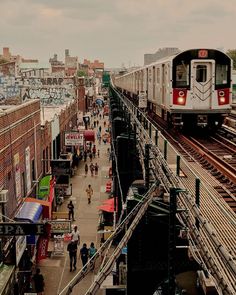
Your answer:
67,241 -> 78,271
32,268 -> 44,295
79,243 -> 89,270
67,200 -> 75,221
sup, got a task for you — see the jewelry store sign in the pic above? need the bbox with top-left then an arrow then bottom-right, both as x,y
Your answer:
65,131 -> 83,146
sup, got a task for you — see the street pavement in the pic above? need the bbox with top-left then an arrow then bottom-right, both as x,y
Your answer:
38,116 -> 111,295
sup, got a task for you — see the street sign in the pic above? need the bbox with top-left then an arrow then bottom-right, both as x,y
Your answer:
0,223 -> 46,236
47,220 -> 71,234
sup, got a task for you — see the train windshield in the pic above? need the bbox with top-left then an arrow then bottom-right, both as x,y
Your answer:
175,63 -> 189,87
215,64 -> 228,86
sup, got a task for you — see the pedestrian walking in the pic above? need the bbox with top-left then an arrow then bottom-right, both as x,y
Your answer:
94,121 -> 97,128
94,163 -> 99,176
89,152 -> 93,162
67,200 -> 75,221
79,243 -> 89,270
83,150 -> 87,162
71,225 -> 80,245
86,184 -> 93,204
99,126 -> 102,133
97,119 -> 99,126
89,141 -> 92,150
67,241 -> 78,272
104,121 -> 106,127
89,163 -> 94,176
89,242 -> 97,271
97,149 -> 100,158
32,268 -> 45,295
99,114 -> 102,120
92,145 -> 96,158
85,163 -> 88,176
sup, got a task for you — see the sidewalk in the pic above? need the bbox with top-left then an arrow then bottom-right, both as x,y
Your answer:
39,116 -> 111,295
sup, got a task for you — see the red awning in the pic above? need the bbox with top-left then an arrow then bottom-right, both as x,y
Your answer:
98,198 -> 117,213
84,130 -> 95,142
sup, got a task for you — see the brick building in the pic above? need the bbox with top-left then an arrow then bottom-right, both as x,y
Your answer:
0,100 -> 42,217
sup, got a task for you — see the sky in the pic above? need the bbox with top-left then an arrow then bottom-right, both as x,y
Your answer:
0,0 -> 236,68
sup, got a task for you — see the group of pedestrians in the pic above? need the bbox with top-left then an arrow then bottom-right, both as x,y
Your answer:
84,162 -> 99,177
67,226 -> 97,272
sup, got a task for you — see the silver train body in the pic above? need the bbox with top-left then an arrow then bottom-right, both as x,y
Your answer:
115,49 -> 232,129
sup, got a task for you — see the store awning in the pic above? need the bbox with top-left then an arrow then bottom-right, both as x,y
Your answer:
25,197 -> 51,219
98,198 -> 117,213
84,130 -> 95,142
14,201 -> 43,223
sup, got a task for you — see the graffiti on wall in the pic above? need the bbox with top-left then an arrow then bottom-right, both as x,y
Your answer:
0,75 -> 75,105
21,87 -> 74,105
0,75 -> 21,104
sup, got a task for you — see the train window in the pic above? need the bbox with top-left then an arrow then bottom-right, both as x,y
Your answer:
216,64 -> 228,85
176,64 -> 189,87
196,65 -> 207,82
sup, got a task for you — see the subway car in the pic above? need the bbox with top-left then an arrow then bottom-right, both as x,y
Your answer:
115,49 -> 232,129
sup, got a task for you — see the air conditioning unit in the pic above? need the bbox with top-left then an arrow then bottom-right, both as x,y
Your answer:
0,190 -> 8,203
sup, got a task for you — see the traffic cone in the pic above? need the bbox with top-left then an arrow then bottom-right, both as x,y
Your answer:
106,181 -> 112,193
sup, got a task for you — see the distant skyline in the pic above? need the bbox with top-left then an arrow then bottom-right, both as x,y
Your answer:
0,0 -> 236,68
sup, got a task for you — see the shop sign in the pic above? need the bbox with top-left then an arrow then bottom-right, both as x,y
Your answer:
47,220 -> 71,234
65,131 -> 83,146
15,236 -> 27,266
50,160 -> 71,175
0,223 -> 46,236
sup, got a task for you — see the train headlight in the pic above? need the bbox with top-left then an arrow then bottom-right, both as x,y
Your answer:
217,89 -> 229,105
219,96 -> 226,104
177,96 -> 185,104
173,89 -> 187,105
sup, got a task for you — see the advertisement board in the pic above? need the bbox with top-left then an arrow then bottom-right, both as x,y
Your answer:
50,160 -> 71,175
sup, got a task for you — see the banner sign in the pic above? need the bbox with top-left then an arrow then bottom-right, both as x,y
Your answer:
37,236 -> 49,262
47,220 -> 71,234
15,236 -> 27,265
65,131 -> 83,146
0,223 -> 46,236
50,159 -> 71,175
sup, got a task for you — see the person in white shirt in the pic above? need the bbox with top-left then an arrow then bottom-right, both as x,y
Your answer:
71,225 -> 80,245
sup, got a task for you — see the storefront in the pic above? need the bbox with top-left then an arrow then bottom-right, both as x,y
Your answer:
14,201 -> 43,294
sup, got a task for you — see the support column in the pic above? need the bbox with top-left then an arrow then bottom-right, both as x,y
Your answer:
144,144 -> 150,190
164,140 -> 168,160
195,178 -> 200,229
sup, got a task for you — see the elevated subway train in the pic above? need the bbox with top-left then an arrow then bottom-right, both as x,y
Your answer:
115,49 -> 232,129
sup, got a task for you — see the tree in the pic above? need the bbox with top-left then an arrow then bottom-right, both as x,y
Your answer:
77,70 -> 87,77
0,58 -> 8,64
226,49 -> 236,69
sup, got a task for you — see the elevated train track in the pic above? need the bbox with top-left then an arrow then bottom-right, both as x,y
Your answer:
112,85 -> 236,294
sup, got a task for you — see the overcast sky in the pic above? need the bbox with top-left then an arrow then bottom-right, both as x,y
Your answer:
0,0 -> 236,68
